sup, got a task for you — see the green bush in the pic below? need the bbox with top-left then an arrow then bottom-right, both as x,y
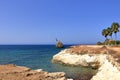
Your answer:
97,40 -> 120,45
97,41 -> 103,45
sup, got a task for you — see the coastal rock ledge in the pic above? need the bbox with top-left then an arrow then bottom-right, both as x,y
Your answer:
0,64 -> 72,80
52,45 -> 120,80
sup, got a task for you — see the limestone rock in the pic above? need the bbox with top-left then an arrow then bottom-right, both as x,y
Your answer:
52,49 -> 102,68
0,64 -> 68,80
52,45 -> 120,80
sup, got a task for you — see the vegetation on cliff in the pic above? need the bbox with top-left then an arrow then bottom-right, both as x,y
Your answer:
97,22 -> 120,45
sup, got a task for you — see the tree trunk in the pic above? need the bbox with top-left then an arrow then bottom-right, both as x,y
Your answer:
105,37 -> 107,45
115,33 -> 117,45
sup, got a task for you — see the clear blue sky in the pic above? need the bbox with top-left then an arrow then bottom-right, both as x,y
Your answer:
0,0 -> 120,44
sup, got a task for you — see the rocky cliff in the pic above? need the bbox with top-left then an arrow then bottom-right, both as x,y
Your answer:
52,45 -> 120,80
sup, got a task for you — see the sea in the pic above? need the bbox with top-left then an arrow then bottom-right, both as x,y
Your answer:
0,45 -> 96,80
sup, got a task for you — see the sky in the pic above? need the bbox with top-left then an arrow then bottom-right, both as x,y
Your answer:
0,0 -> 120,44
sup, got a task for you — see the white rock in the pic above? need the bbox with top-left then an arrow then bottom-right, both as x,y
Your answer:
52,49 -> 120,80
35,69 -> 43,72
67,79 -> 73,80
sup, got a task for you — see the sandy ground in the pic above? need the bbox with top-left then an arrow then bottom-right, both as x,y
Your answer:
68,45 -> 120,63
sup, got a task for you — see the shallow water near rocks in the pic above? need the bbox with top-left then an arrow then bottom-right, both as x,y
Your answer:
51,63 -> 97,80
0,45 -> 97,80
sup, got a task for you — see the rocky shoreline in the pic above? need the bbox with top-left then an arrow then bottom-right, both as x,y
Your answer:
1,45 -> 120,80
52,45 -> 120,80
0,64 -> 72,80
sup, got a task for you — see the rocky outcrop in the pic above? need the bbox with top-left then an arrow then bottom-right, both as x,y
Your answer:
52,45 -> 120,80
0,64 -> 71,80
91,55 -> 120,80
52,50 -> 105,69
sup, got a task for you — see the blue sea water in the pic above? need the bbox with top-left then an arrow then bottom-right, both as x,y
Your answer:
0,45 -> 96,80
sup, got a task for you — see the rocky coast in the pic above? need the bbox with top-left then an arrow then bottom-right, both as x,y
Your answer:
52,45 -> 120,80
0,45 -> 120,80
0,64 -> 72,80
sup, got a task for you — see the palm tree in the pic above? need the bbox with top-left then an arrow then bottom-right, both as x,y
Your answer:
102,29 -> 109,45
111,22 -> 120,45
102,29 -> 109,39
107,27 -> 113,39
